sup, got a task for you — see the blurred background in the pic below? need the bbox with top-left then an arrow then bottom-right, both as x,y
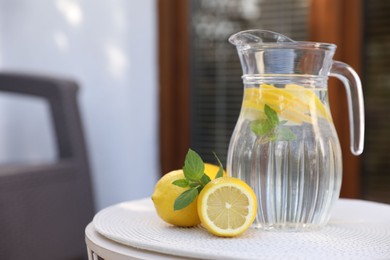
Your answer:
0,0 -> 158,211
0,0 -> 388,217
160,0 -> 390,204
1,0 -> 389,258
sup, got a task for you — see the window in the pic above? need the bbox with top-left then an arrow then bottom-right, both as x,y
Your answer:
189,0 -> 309,164
159,0 -> 390,202
362,0 -> 390,203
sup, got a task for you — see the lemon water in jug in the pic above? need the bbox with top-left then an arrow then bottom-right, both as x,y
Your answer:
227,30 -> 364,231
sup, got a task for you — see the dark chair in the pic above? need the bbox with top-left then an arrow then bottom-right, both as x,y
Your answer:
0,73 -> 95,260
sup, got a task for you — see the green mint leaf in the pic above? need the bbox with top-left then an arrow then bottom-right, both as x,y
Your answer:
172,179 -> 189,188
276,127 -> 296,141
173,187 -> 199,211
264,104 -> 279,126
189,182 -> 200,188
183,149 -> 205,181
215,167 -> 224,179
200,174 -> 211,186
212,152 -> 224,178
279,120 -> 288,125
250,119 -> 273,136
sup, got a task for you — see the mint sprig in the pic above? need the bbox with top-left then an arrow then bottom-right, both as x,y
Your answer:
250,104 -> 296,142
183,149 -> 204,181
172,179 -> 189,188
213,152 -> 224,179
172,149 -> 224,211
173,188 -> 199,211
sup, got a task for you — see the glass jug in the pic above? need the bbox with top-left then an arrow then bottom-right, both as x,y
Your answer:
227,30 -> 364,231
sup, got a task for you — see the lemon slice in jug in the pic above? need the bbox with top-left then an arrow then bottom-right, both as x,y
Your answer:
243,84 -> 331,123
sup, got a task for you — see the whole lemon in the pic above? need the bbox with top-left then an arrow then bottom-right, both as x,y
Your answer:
204,163 -> 226,179
151,163 -> 224,227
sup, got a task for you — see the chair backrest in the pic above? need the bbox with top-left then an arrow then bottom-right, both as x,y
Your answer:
0,73 -> 95,260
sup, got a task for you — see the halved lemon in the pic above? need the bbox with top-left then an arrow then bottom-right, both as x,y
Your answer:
197,177 -> 257,237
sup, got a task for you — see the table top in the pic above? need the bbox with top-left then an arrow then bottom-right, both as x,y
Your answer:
86,223 -> 189,260
89,198 -> 390,260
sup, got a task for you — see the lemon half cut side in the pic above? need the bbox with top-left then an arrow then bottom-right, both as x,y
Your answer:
197,177 -> 257,237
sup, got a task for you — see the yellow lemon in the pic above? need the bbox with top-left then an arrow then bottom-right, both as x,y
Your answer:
152,164 -> 225,227
197,177 -> 257,237
285,84 -> 332,122
242,84 -> 331,124
204,163 -> 226,179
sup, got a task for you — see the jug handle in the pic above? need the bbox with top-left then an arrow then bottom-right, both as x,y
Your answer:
330,61 -> 365,155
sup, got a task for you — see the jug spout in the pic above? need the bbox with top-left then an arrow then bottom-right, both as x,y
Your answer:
229,30 -> 336,77
229,29 -> 294,47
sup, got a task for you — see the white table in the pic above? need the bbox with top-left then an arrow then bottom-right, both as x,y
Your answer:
85,198 -> 390,259
85,223 -> 189,260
